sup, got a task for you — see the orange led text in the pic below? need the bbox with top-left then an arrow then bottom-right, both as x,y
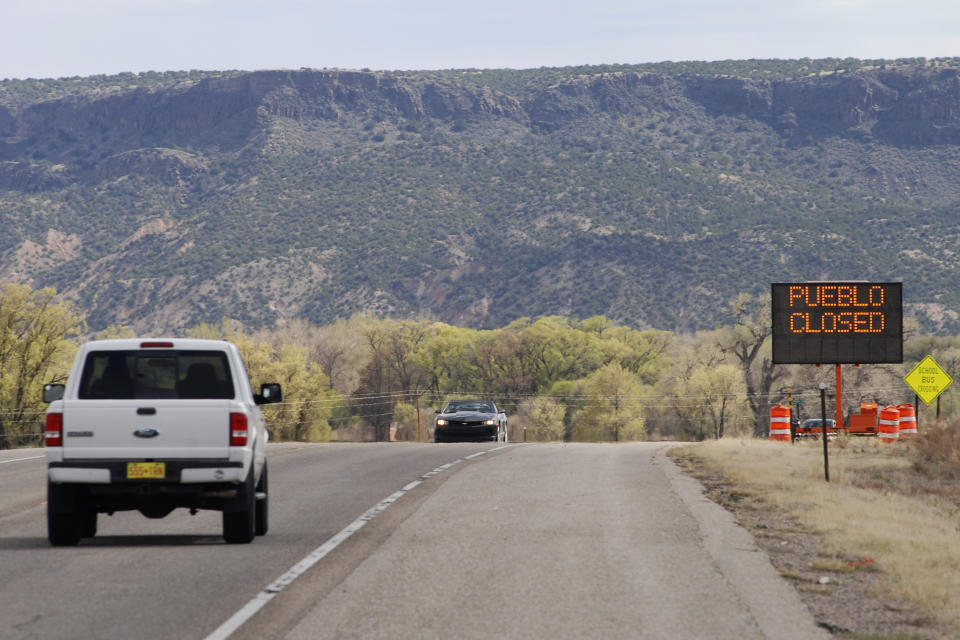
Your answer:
788,284 -> 885,308
789,311 -> 885,334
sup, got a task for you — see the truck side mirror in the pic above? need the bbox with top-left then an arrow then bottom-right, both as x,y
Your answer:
256,383 -> 282,405
43,384 -> 65,403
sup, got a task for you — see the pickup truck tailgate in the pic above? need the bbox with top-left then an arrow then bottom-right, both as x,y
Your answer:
59,400 -> 233,459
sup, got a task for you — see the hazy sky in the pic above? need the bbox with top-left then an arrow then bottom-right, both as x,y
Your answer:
4,0 -> 960,79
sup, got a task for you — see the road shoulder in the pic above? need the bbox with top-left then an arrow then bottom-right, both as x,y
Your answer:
670,446 -> 947,638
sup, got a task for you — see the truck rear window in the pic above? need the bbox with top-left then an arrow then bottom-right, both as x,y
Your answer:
78,350 -> 235,400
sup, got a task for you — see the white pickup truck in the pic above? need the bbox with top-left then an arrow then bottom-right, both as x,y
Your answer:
42,338 -> 281,546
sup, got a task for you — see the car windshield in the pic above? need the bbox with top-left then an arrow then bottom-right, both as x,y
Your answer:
444,402 -> 494,413
78,350 -> 235,400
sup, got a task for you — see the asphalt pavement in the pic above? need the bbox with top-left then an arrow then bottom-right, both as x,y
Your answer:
241,443 -> 829,640
1,442 -> 829,640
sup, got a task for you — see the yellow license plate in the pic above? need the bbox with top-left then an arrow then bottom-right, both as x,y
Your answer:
127,462 -> 165,479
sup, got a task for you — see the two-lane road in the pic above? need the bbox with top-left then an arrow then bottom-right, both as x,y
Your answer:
0,443 -> 506,640
0,443 -> 827,640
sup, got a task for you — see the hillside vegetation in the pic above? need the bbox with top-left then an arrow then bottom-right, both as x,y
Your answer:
4,59 -> 960,334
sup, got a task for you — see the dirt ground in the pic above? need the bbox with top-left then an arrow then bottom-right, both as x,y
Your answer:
672,453 -> 950,640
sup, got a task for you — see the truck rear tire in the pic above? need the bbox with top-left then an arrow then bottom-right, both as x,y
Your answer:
81,510 -> 97,538
47,482 -> 81,547
223,470 -> 256,544
254,462 -> 268,536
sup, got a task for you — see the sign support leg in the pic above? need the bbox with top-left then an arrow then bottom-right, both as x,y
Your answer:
835,364 -> 843,430
915,393 -> 919,430
820,384 -> 830,482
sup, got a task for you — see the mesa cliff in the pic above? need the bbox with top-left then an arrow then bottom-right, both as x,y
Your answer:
2,62 -> 960,333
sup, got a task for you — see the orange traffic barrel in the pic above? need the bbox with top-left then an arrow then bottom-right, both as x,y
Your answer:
768,404 -> 791,442
878,405 -> 900,444
897,403 -> 917,437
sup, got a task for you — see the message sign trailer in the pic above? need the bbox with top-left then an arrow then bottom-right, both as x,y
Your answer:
771,282 -> 904,433
771,282 -> 903,365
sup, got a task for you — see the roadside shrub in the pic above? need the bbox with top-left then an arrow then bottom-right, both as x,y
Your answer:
391,402 -> 418,441
516,397 -> 566,441
910,419 -> 960,479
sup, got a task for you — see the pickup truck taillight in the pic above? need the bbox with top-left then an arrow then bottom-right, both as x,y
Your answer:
229,413 -> 248,446
45,413 -> 63,447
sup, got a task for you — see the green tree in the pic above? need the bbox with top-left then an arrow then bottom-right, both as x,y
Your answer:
686,363 -> 748,440
94,325 -> 137,339
464,328 -> 532,403
569,362 -> 647,441
646,330 -> 723,441
517,316 -> 603,392
598,325 -> 673,384
256,342 -> 334,442
417,322 -> 477,396
187,319 -> 336,442
717,293 -> 784,437
304,316 -> 369,394
357,318 -> 430,441
0,283 -> 84,448
516,396 -> 566,441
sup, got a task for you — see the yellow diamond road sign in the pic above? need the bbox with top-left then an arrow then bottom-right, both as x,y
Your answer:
904,355 -> 953,405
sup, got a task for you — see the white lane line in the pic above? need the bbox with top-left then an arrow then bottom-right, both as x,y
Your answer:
0,455 -> 45,465
204,445 -> 516,640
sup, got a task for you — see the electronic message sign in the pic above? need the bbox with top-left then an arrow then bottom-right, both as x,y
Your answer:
771,282 -> 903,364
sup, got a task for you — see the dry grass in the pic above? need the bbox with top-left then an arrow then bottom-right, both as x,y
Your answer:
672,425 -> 960,637
910,422 -> 960,481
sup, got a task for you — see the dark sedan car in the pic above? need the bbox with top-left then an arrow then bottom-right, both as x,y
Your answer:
434,400 -> 507,443
796,418 -> 837,439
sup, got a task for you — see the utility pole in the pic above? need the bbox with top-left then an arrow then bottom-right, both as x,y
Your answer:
835,364 -> 843,431
819,382 -> 830,483
787,388 -> 795,443
414,392 -> 422,442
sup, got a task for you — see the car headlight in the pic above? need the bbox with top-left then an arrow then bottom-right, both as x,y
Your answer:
436,419 -> 447,426
485,419 -> 495,425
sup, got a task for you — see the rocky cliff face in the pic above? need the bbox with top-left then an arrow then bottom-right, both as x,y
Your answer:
0,71 -> 527,165
4,67 -> 960,180
526,72 -> 686,130
684,67 -> 960,145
